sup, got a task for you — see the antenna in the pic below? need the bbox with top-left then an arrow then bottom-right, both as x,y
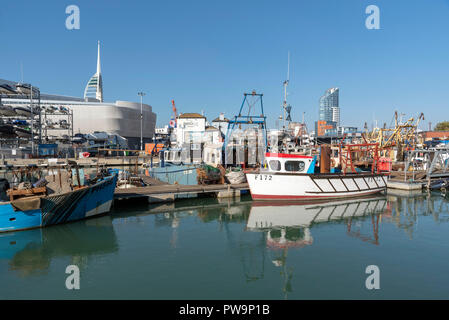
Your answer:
282,51 -> 291,130
20,62 -> 23,83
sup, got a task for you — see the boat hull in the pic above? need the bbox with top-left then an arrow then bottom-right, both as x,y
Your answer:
13,108 -> 31,117
246,172 -> 387,201
0,175 -> 117,233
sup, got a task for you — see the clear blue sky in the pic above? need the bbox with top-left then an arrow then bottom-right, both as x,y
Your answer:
2,0 -> 449,130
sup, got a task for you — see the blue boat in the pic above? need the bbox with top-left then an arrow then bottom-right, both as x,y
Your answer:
0,171 -> 117,233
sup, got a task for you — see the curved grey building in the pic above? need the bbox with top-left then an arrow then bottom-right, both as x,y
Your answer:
0,41 -> 156,150
0,80 -> 157,150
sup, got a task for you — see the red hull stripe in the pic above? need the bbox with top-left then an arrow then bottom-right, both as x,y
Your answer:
251,190 -> 381,200
265,152 -> 314,159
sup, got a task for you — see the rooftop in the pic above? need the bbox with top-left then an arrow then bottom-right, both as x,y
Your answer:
178,113 -> 206,119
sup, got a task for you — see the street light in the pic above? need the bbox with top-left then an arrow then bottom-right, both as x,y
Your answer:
137,92 -> 146,151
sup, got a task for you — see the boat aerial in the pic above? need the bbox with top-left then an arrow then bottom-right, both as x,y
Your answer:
246,152 -> 387,201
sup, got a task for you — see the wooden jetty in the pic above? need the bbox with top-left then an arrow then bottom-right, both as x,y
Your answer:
114,183 -> 249,203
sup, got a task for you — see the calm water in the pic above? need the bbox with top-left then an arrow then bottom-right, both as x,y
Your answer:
1,190 -> 449,299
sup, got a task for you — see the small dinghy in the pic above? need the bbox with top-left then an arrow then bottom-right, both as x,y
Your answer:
13,106 -> 32,117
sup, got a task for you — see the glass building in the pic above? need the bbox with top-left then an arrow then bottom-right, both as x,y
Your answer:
319,87 -> 340,126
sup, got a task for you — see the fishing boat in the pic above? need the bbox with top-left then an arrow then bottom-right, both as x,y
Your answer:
0,166 -> 118,233
246,152 -> 387,201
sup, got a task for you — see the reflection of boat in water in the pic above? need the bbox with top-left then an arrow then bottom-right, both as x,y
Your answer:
0,216 -> 118,276
247,196 -> 388,231
246,196 -> 387,298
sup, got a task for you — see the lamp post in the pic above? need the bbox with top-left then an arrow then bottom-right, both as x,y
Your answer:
137,92 -> 146,151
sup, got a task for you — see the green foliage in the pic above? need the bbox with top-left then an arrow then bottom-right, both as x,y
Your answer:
434,121 -> 449,131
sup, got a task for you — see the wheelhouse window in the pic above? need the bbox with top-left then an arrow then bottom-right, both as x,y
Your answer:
285,160 -> 305,172
269,160 -> 281,171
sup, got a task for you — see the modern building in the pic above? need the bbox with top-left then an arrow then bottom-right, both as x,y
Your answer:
0,89 -> 156,150
319,87 -> 340,126
315,120 -> 337,137
337,126 -> 359,136
0,41 -> 157,150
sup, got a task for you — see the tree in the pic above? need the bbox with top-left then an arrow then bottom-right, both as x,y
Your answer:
434,121 -> 449,131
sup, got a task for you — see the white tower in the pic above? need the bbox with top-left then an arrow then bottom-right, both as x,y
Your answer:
84,41 -> 103,102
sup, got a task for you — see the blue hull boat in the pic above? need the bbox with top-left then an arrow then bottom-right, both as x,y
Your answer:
0,174 -> 117,233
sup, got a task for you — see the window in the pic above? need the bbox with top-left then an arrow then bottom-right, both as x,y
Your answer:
285,160 -> 305,172
269,160 -> 281,171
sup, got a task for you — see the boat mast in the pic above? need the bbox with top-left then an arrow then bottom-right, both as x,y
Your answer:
282,51 -> 290,130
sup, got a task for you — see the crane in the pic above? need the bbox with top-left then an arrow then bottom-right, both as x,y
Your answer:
171,100 -> 178,126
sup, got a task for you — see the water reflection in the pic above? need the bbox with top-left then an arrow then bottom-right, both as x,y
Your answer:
3,191 -> 449,299
0,216 -> 118,277
245,196 -> 387,298
385,190 -> 449,238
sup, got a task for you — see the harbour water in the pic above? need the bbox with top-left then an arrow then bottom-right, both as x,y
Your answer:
1,191 -> 449,299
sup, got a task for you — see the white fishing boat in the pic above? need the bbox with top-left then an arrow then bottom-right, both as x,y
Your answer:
246,152 -> 387,201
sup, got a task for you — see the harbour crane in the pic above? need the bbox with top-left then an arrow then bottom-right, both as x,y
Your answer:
171,100 -> 178,126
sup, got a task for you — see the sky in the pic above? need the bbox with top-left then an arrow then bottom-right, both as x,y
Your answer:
1,0 -> 449,131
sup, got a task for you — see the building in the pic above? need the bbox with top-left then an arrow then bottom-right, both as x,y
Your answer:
175,113 -> 206,145
319,87 -> 340,126
337,126 -> 358,136
315,120 -> 337,137
1,89 -> 156,150
211,113 -> 229,136
0,41 -> 158,150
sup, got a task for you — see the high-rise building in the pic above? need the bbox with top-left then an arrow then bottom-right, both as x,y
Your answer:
84,41 -> 103,102
319,87 -> 340,126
